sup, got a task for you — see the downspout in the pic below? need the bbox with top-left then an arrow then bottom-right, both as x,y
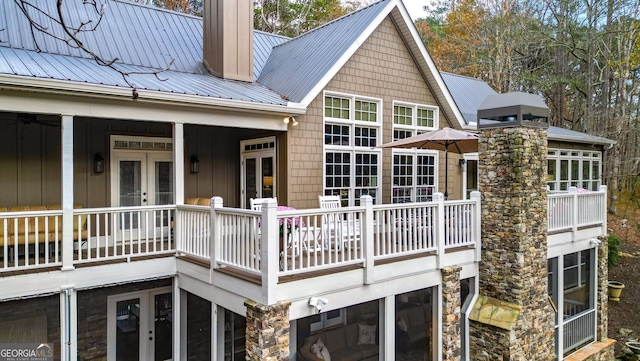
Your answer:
61,286 -> 74,361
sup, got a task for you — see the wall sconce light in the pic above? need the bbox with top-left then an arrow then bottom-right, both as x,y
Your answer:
283,116 -> 299,126
94,154 -> 105,174
190,156 -> 199,174
458,158 -> 467,172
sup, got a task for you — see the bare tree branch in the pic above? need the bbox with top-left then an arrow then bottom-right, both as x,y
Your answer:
12,0 -> 174,88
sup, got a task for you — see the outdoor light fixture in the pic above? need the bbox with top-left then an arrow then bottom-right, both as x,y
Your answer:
283,116 -> 299,126
458,158 -> 467,172
190,156 -> 199,174
94,154 -> 105,174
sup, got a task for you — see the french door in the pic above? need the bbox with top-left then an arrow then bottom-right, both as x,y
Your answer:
111,138 -> 174,234
241,137 -> 276,208
107,287 -> 173,360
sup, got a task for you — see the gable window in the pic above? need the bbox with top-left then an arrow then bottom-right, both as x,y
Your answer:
391,102 -> 438,203
323,92 -> 382,206
547,150 -> 602,191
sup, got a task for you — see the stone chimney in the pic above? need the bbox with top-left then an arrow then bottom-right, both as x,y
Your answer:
203,0 -> 254,82
469,93 -> 556,360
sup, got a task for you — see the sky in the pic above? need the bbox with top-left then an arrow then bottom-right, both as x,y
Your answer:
403,1 -> 428,20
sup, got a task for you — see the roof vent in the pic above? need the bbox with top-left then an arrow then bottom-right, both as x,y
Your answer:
477,92 -> 549,129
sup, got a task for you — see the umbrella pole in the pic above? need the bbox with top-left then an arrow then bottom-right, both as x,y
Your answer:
444,145 -> 449,200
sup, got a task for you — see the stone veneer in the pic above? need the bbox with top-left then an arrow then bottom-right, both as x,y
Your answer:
245,299 -> 291,361
441,266 -> 462,361
597,234 -> 609,341
470,127 -> 556,360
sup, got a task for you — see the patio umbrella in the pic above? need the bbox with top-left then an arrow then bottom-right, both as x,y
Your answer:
379,127 -> 479,199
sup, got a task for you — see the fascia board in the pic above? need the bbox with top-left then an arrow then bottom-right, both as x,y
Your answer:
0,74 -> 307,115
548,133 -> 616,147
297,0 -> 397,107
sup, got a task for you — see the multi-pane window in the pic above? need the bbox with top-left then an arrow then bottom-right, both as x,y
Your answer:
324,93 -> 381,206
391,102 -> 438,203
547,150 -> 602,191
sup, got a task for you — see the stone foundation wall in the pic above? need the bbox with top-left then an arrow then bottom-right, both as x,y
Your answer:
597,235 -> 609,341
471,127 -> 555,360
245,300 -> 291,361
441,266 -> 461,361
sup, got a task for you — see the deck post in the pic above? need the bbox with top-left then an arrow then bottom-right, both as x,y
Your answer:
434,192 -> 446,269
260,199 -> 278,305
382,295 -> 395,360
569,186 -> 578,241
599,185 -> 607,235
361,195 -> 374,284
210,197 -> 223,269
173,122 -> 185,206
61,115 -> 74,271
470,191 -> 482,262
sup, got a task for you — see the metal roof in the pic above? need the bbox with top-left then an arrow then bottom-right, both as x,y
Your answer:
440,72 -> 497,124
440,72 -> 614,146
0,0 -> 289,105
257,0 -> 391,103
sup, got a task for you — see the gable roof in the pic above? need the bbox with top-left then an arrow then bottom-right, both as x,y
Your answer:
440,72 -> 615,147
0,0 -> 465,126
257,0 -> 466,129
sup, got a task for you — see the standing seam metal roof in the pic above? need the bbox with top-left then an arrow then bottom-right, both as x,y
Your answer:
0,0 -> 290,105
257,0 -> 392,103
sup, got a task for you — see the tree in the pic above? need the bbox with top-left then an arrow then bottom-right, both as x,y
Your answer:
253,0 -> 371,37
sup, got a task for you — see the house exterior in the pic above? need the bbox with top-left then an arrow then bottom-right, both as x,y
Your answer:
0,0 -> 614,360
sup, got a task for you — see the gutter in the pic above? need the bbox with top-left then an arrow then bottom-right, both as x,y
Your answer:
0,74 -> 307,115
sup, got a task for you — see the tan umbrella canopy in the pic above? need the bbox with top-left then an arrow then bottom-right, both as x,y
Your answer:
379,127 -> 479,198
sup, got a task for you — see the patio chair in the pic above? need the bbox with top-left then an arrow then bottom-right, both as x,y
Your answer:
250,197 -> 278,211
318,195 -> 360,251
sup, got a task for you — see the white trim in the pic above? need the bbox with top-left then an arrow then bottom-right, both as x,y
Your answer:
322,91 -> 383,206
240,137 -> 277,209
106,286 -> 172,361
0,74 -> 306,115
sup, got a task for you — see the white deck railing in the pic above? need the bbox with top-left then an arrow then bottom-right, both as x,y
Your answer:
548,186 -> 607,233
74,205 -> 175,264
0,187 -> 608,275
0,209 -> 63,270
175,205 -> 210,261
204,192 -> 482,279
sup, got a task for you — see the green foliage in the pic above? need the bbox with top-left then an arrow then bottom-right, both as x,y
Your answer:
608,234 -> 622,267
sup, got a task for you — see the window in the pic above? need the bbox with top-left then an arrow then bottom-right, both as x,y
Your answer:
323,92 -> 381,206
547,149 -> 602,191
391,102 -> 438,203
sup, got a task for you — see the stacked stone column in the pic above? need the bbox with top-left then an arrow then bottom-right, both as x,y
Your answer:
596,234 -> 609,341
469,127 -> 555,360
441,266 -> 462,361
245,300 -> 291,361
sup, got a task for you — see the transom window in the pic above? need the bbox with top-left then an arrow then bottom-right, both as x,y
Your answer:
547,149 -> 601,191
323,92 -> 382,206
391,101 -> 439,203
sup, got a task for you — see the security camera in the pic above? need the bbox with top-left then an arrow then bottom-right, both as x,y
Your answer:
308,297 -> 329,313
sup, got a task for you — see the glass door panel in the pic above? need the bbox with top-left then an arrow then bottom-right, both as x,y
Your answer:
115,298 -> 141,361
152,292 -> 173,361
261,157 -> 274,198
120,160 -> 144,207
244,158 -> 257,209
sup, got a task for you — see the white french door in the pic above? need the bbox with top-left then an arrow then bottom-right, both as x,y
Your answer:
110,136 -> 174,235
241,137 -> 276,208
107,287 -> 173,360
